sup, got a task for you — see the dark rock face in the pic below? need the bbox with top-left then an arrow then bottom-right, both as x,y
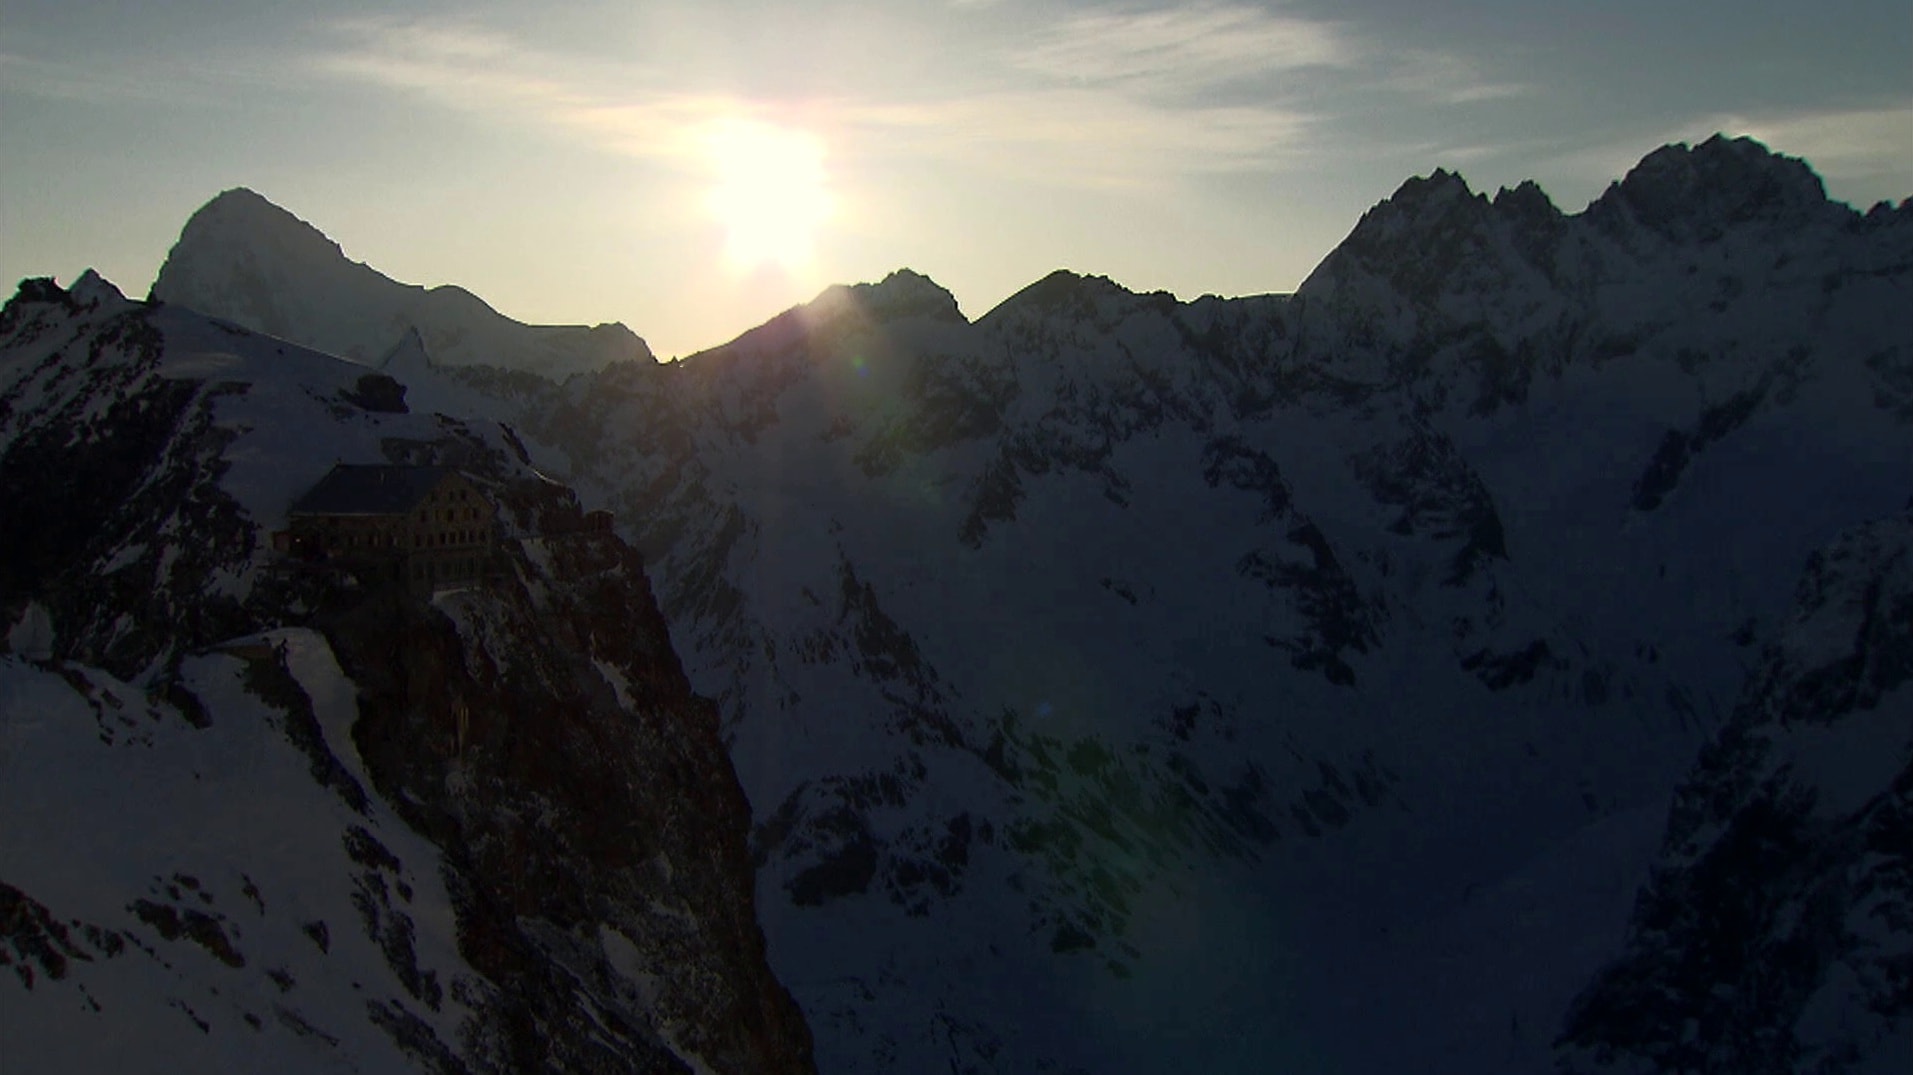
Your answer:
0,281 -> 813,1074
319,479 -> 811,1073
1558,510 -> 1913,1073
0,286 -> 254,678
1591,135 -> 1838,242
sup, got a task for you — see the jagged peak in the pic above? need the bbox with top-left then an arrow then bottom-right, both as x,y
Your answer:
1492,179 -> 1562,222
1390,167 -> 1480,208
8,277 -> 69,306
1589,134 -> 1835,238
1,273 -> 132,328
1328,167 -> 1495,259
1,278 -> 76,332
1297,166 -> 1499,300
854,268 -> 965,322
811,269 -> 964,324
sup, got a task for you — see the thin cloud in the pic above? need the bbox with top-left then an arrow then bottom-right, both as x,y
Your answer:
308,8 -> 1532,193
840,91 -> 1316,186
310,14 -> 1320,188
1716,105 -> 1913,183
1010,3 -> 1350,95
1386,49 -> 1529,106
311,19 -> 725,165
0,49 -> 263,109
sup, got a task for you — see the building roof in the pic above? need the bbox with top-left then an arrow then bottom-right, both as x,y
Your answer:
289,465 -> 465,517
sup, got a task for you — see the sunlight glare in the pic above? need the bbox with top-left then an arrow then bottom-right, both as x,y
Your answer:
703,119 -> 833,272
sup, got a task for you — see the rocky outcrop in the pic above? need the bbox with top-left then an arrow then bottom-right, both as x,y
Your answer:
1557,510 -> 1913,1073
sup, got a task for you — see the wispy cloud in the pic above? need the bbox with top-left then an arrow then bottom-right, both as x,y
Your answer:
1385,49 -> 1529,106
0,49 -> 264,109
1009,3 -> 1349,95
308,13 -> 1319,188
306,6 -> 1526,193
841,91 -> 1316,185
310,19 -> 728,164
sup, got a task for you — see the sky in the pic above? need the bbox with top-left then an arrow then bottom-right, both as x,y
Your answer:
2,1 -> 1909,359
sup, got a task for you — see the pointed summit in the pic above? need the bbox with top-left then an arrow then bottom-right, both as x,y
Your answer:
1492,179 -> 1561,224
151,189 -> 652,379
173,187 -> 344,262
1296,165 -> 1509,308
69,269 -> 129,310
1390,167 -> 1478,210
1349,167 -> 1490,246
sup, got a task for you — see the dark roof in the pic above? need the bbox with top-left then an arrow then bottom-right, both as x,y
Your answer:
289,465 -> 464,516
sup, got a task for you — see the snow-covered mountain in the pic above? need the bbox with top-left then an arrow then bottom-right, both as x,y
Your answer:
150,188 -> 651,379
0,275 -> 810,1073
9,133 -> 1910,1072
483,136 -> 1907,1073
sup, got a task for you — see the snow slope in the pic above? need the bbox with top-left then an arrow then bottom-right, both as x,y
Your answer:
0,276 -> 810,1073
48,134 -> 1913,1072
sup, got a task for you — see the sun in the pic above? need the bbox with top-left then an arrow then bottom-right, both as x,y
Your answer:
702,119 -> 833,272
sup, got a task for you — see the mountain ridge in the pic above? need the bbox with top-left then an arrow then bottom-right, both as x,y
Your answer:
7,132 -> 1911,1073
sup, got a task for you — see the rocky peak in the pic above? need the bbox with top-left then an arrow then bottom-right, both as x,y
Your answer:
843,269 -> 965,324
1491,179 -> 1563,230
1350,168 -> 1491,244
1394,166 -> 1477,208
983,269 -> 1159,325
1589,134 -> 1837,241
796,270 -> 966,338
69,269 -> 131,311
149,188 -> 652,378
165,187 -> 345,270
